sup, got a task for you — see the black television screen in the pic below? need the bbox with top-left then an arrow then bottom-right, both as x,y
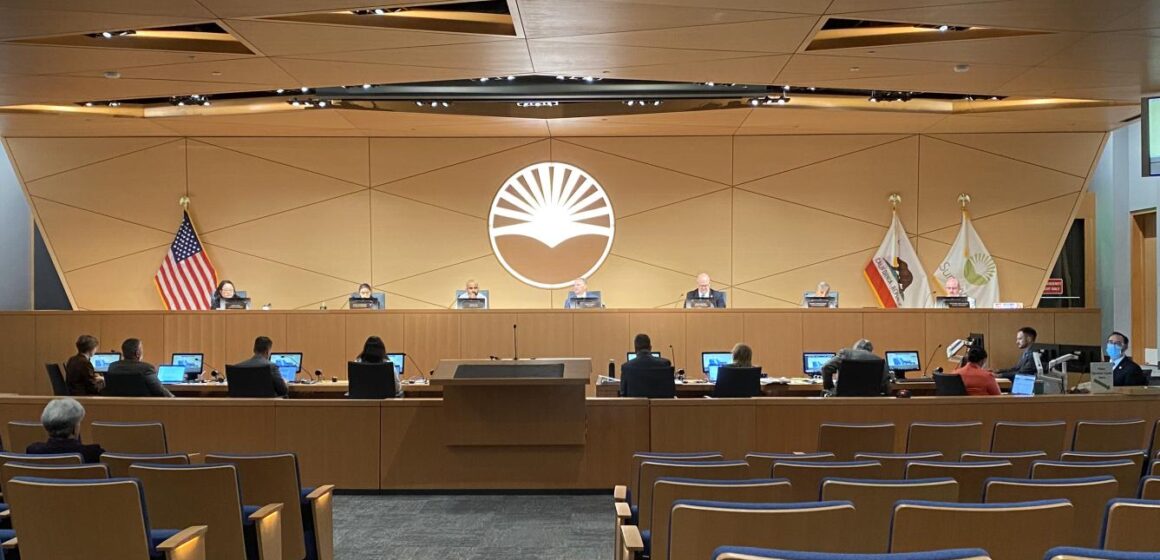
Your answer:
1143,96 -> 1160,176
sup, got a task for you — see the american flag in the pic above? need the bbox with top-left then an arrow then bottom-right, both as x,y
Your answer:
154,211 -> 218,310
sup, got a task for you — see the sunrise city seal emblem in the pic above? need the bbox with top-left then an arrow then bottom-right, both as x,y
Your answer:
488,162 -> 615,289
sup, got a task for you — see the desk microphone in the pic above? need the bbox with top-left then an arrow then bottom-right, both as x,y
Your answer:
488,355 -> 500,361
314,369 -> 323,383
924,344 -> 943,376
513,324 -> 519,360
404,353 -> 426,380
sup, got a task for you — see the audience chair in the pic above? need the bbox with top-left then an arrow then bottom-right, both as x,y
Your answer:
991,421 -> 1066,458
91,421 -> 169,454
712,547 -> 993,560
1060,450 -> 1147,474
984,476 -> 1119,548
0,462 -> 107,489
905,461 -> 1019,502
0,452 -> 81,496
618,451 -> 723,506
821,478 -> 960,553
855,452 -> 943,480
907,422 -> 984,458
5,422 -> 43,455
45,363 -> 68,396
346,362 -> 398,399
1150,419 -> 1160,459
5,476 -> 208,560
890,499 -> 1072,560
835,359 -> 888,396
633,460 -> 750,532
1032,459 -> 1141,498
225,366 -> 285,398
772,460 -> 885,502
1045,547 -> 1160,560
205,453 -> 334,560
711,366 -> 762,398
932,373 -> 968,396
101,452 -> 192,478
961,451 -> 1048,477
1101,499 -> 1160,552
1139,476 -> 1160,500
621,366 -> 677,398
131,463 -> 283,560
745,452 -> 834,478
1072,420 -> 1147,452
818,423 -> 895,461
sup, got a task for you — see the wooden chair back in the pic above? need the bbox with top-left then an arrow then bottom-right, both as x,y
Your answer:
744,452 -> 833,478
1102,499 -> 1160,552
1140,476 -> 1160,500
891,500 -> 1073,560
650,478 -> 794,560
991,421 -> 1066,458
629,452 -> 722,504
6,477 -> 153,559
0,462 -> 108,494
0,452 -> 82,495
206,453 -> 305,560
961,451 -> 1047,477
637,460 -> 750,530
853,452 -> 942,479
817,423 -> 895,461
6,421 -> 43,454
1072,420 -> 1147,452
1032,460 -> 1141,498
668,501 -> 859,560
984,476 -> 1119,548
905,461 -> 1019,502
771,461 -> 885,502
1060,450 -> 1147,473
91,421 -> 168,454
713,548 -> 993,560
820,478 -> 959,553
130,463 -> 250,560
101,453 -> 190,478
906,422 -> 984,458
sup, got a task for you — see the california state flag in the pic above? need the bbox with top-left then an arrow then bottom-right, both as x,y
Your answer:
936,212 -> 1000,307
864,213 -> 934,308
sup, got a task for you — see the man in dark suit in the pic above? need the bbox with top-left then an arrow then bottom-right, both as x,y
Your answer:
996,327 -> 1039,380
231,336 -> 290,397
1107,331 -> 1149,387
685,273 -> 726,308
103,338 -> 173,397
619,333 -> 673,397
65,334 -> 104,396
27,398 -> 105,463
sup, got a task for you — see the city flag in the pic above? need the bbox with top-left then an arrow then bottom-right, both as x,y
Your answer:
936,212 -> 1000,307
864,213 -> 933,308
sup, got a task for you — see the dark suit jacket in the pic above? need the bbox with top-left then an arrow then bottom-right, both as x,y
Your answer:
103,359 -> 173,397
65,353 -> 102,396
997,349 -> 1037,380
619,352 -> 673,397
1113,356 -> 1149,387
232,355 -> 290,397
685,289 -> 726,308
27,436 -> 105,464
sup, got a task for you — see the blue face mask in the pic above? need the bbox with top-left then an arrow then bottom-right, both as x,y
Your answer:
1106,343 -> 1123,360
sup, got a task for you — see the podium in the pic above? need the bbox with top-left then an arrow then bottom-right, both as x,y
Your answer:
430,358 -> 591,446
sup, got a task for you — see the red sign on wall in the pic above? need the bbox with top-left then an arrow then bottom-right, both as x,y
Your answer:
1044,278 -> 1064,295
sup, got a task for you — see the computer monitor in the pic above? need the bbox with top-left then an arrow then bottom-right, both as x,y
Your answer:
968,332 -> 986,352
1058,344 -> 1101,373
570,296 -> 602,309
885,351 -> 922,374
157,364 -> 186,384
937,296 -> 973,309
349,297 -> 380,310
802,292 -> 839,308
270,352 -> 303,383
386,353 -> 405,376
1031,343 -> 1061,364
171,353 -> 203,375
221,297 -> 251,310
626,351 -> 662,362
701,351 -> 732,382
91,352 -> 120,373
1011,373 -> 1037,396
803,352 -> 835,375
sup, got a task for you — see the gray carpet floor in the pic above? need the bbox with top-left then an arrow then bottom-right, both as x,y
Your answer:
334,493 -> 611,560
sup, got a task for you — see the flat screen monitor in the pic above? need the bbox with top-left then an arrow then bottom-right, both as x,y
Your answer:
1031,343 -> 1061,363
701,351 -> 731,382
171,353 -> 203,374
885,351 -> 922,373
686,297 -> 717,309
1144,96 -> 1160,176
91,352 -> 120,373
1058,344 -> 1101,373
803,352 -> 835,374
157,364 -> 186,384
386,353 -> 405,375
968,332 -> 985,352
270,352 -> 302,382
349,297 -> 380,310
626,351 -> 662,362
936,296 -> 973,308
570,296 -> 602,309
221,297 -> 250,310
1012,373 -> 1037,396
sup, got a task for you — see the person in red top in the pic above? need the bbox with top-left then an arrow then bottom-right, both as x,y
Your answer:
953,346 -> 1001,396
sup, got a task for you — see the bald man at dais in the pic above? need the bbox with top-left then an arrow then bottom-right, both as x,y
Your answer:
685,273 -> 726,308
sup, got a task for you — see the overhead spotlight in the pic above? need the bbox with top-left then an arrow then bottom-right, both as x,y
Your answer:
989,96 -> 999,100
94,30 -> 134,39
317,100 -> 328,108
938,24 -> 950,32
275,88 -> 285,94
506,76 -> 516,80
555,75 -> 566,80
290,99 -> 301,106
776,95 -> 789,105
582,76 -> 595,82
479,77 -> 490,82
415,101 -> 424,107
108,101 -> 122,107
704,81 -> 716,87
868,91 -> 880,103
300,86 -> 310,93
362,84 -> 372,89
748,98 -> 761,107
782,85 -> 791,91
373,8 -> 386,14
84,102 -> 94,107
625,100 -> 635,106
808,87 -> 817,91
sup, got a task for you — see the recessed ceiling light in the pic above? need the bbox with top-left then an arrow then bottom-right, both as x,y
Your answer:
954,64 -> 970,73
210,71 -> 222,76
849,66 -> 860,72
103,71 -> 120,79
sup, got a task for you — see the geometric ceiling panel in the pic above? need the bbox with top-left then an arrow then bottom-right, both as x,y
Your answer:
5,136 -> 176,182
737,107 -> 949,135
268,58 -> 476,88
0,44 -> 247,76
613,189 -> 733,283
579,54 -> 791,86
732,189 -> 886,284
617,0 -> 828,12
916,135 -> 1085,234
369,137 -> 543,186
0,7 -> 204,41
542,17 -> 820,53
927,132 -> 1105,177
814,32 -> 1084,66
370,191 -> 491,285
186,140 -> 365,232
529,40 -> 780,72
198,137 -> 371,186
775,53 -> 1027,92
733,134 -> 909,184
382,254 -> 551,310
31,197 -> 172,272
373,140 -> 550,218
518,0 -> 794,38
23,140 -> 187,233
202,191 -> 372,284
922,106 -> 1140,135
919,193 -> 1079,270
201,243 -> 357,311
557,136 -> 732,184
734,247 -> 878,308
65,245 -> 172,311
996,66 -> 1142,98
70,58 -> 297,88
1038,31 -> 1158,74
289,40 -> 535,74
222,19 -> 501,57
737,135 -> 919,231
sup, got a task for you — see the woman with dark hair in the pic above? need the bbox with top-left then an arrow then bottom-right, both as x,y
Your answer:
355,336 -> 401,397
211,280 -> 248,310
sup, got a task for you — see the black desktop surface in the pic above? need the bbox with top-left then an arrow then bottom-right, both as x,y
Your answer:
453,363 -> 565,379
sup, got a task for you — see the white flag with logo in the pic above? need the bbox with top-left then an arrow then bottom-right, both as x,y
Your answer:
936,212 -> 1000,307
864,213 -> 934,308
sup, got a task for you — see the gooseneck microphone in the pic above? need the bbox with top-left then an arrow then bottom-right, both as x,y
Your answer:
924,344 -> 943,377
404,353 -> 426,380
513,324 -> 519,360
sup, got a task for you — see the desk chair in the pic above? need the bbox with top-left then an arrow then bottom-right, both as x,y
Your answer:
103,371 -> 166,397
0,452 -> 82,496
890,499 -> 1072,560
346,362 -> 398,399
712,547 -> 992,560
932,373 -> 968,396
1046,547 -> 1160,560
990,421 -> 1066,458
1072,420 -> 1147,452
819,423 -> 896,461
633,460 -> 751,532
1060,450 -> 1147,474
1032,459 -> 1141,498
45,363 -> 68,396
712,366 -> 761,397
225,366 -> 283,398
821,478 -> 960,553
92,421 -> 168,454
984,476 -> 1118,549
1140,476 -> 1160,500
101,452 -> 191,478
612,452 -> 725,560
5,422 -> 43,454
835,359 -> 886,397
621,366 -> 676,398
771,460 -> 885,502
0,462 -> 108,491
1101,499 -> 1160,552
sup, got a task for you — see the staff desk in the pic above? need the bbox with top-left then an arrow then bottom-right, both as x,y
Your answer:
164,380 -> 441,398
594,377 -> 1012,397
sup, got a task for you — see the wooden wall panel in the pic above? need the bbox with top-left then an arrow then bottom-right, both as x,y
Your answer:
516,312 -> 574,359
1055,311 -> 1103,346
459,313 -> 517,360
573,313 -> 630,386
743,312 -> 804,376
403,313 -> 459,375
989,311 -> 1056,370
685,313 -> 744,380
650,400 -> 756,459
275,401 -> 380,489
802,312 -> 863,354
100,312 -> 165,365
163,313 -> 227,374
223,313 -> 287,367
33,314 -> 102,394
344,312 -> 406,369
0,315 -> 37,395
628,312 -> 687,371
863,311 -> 926,357
286,313 -> 347,378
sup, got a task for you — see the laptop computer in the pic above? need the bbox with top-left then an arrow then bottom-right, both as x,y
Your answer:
91,352 -> 120,373
626,351 -> 662,362
157,364 -> 186,384
270,352 -> 303,383
171,353 -> 204,375
702,351 -> 731,382
803,352 -> 836,375
386,353 -> 405,376
1011,373 -> 1037,396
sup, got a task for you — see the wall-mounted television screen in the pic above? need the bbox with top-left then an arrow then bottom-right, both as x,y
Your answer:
1143,96 -> 1160,176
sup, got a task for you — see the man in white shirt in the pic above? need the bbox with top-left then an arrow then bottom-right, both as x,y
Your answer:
458,279 -> 488,308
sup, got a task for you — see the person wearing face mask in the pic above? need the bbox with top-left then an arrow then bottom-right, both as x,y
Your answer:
1106,331 -> 1148,386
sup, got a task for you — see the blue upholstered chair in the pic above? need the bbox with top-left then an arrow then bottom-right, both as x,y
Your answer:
613,451 -> 723,555
745,452 -> 834,478
771,460 -> 885,502
983,476 -> 1118,548
1032,459 -> 1141,498
1100,498 -> 1160,552
712,366 -> 762,397
1139,475 -> 1160,499
656,500 -> 861,560
712,547 -> 992,560
891,499 -> 1072,559
1045,548 -> 1160,560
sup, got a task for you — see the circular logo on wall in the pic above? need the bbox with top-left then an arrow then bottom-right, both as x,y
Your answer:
488,162 -> 615,289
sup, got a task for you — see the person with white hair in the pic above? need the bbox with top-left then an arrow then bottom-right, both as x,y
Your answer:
819,338 -> 891,396
26,398 -> 105,463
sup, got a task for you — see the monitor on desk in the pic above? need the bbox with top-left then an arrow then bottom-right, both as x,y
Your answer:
968,332 -> 986,352
802,292 -> 839,308
91,352 -> 120,373
157,364 -> 186,384
885,351 -> 922,375
270,352 -> 302,383
221,297 -> 251,310
171,353 -> 203,375
1011,373 -> 1037,396
1058,344 -> 1101,372
626,351 -> 662,362
701,351 -> 732,382
936,296 -> 973,309
386,353 -> 405,375
803,352 -> 835,375
570,296 -> 602,309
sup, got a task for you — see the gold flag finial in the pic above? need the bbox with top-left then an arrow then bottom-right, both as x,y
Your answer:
179,196 -> 190,210
958,193 -> 971,209
888,193 -> 902,209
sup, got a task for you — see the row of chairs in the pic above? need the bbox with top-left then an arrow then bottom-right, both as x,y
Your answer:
710,546 -> 1160,560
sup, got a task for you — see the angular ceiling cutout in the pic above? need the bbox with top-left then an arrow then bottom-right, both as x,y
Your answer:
13,22 -> 253,55
371,191 -> 491,285
263,1 -> 517,38
614,190 -> 733,283
0,7 -> 207,42
198,137 -> 370,186
224,18 -> 501,58
733,134 -> 909,184
735,248 -> 879,308
518,0 -> 789,38
382,255 -> 552,310
558,136 -> 732,184
66,245 -> 171,311
920,193 -> 1079,269
543,17 -> 819,53
202,244 -> 357,311
32,197 -> 172,273
286,40 -> 534,73
927,132 -> 1105,178
806,18 -> 1049,52
369,137 -> 544,186
5,137 -> 177,182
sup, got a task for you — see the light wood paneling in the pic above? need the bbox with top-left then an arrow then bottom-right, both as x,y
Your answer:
459,313 -> 517,360
1055,311 -> 1103,347
989,311 -> 1056,370
650,400 -> 756,459
629,312 -> 687,371
685,313 -> 744,380
100,312 -> 165,366
743,312 -> 804,376
403,313 -> 459,375
863,311 -> 926,359
163,313 -> 227,375
286,313 -> 346,378
344,312 -> 406,369
33,314 -> 102,394
515,312 -> 574,359
222,313 -> 287,366
275,401 -> 380,489
802,312 -> 863,354
573,312 -> 630,386
0,315 -> 38,395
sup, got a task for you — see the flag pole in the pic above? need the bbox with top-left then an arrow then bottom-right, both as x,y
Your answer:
888,193 -> 901,265
179,196 -> 190,211
958,193 -> 971,256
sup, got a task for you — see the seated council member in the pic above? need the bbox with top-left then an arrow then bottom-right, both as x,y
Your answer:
458,279 -> 487,305
231,336 -> 290,397
685,273 -> 726,308
943,276 -> 976,308
619,333 -> 672,397
211,279 -> 249,310
1106,331 -> 1148,386
355,336 -> 403,397
952,346 -> 1000,396
65,334 -> 104,396
104,338 -> 173,397
27,398 -> 105,463
820,338 -> 890,396
564,277 -> 594,309
354,283 -> 382,309
995,327 -> 1038,380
